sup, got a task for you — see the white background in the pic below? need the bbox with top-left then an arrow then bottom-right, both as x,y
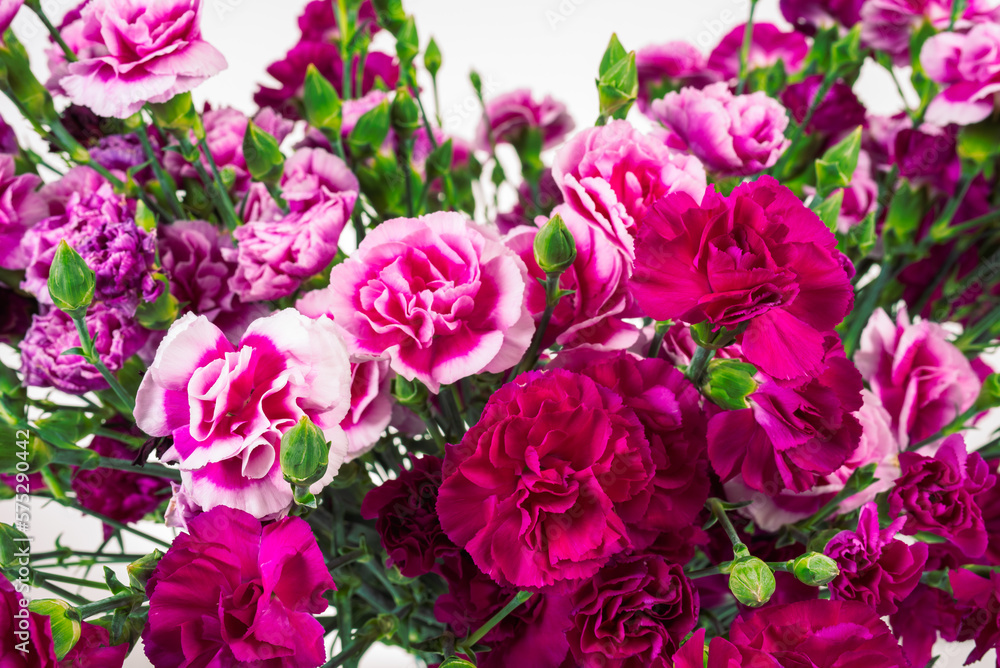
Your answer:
0,0 -> 994,666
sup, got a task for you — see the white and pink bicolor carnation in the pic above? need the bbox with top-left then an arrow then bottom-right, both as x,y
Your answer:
135,309 -> 353,520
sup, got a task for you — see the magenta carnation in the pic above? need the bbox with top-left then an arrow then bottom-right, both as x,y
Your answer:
231,148 -> 359,302
143,506 -> 334,668
437,369 -> 654,589
922,22 -> 1000,125
1,571 -> 57,667
566,553 -> 699,667
949,567 -> 1000,666
636,41 -> 716,112
889,584 -> 962,668
0,154 -> 45,271
781,0 -> 865,32
61,621 -> 128,668
341,359 -> 393,458
476,88 -> 575,150
861,0 -> 1000,63
707,23 -> 809,81
0,1 -> 22,40
825,502 -> 928,615
552,120 -> 706,255
780,74 -> 867,136
888,433 -> 994,557
855,307 -> 981,447
504,208 -> 640,352
134,309 -> 353,519
652,83 -> 790,176
674,600 -> 909,667
305,212 -> 533,393
21,304 -> 147,394
631,176 -> 855,380
59,0 -> 227,119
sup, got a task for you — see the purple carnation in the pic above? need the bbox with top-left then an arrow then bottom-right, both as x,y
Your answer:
707,23 -> 809,81
0,154 -> 45,271
636,41 -> 717,112
89,133 -> 147,175
158,219 -> 242,323
825,502 -> 928,615
0,113 -> 18,154
0,286 -> 34,345
889,584 -> 962,668
780,74 -> 867,136
72,430 -> 171,540
20,304 -> 148,394
781,0 -> 865,33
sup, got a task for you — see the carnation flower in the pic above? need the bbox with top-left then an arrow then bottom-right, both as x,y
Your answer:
71,430 -> 171,540
673,600 -> 909,667
476,89 -> 575,150
1,571 -> 57,666
21,304 -> 148,394
862,0 -> 1000,64
922,22 -> 1000,125
504,208 -> 641,352
61,621 -> 129,668
307,212 -> 533,393
552,120 -> 706,256
0,113 -> 18,154
651,83 -> 790,176
636,42 -> 716,112
22,181 -> 159,313
780,0 -> 865,33
360,455 -> 459,578
889,584 -> 962,668
0,154 -> 44,271
0,285 -> 35,345
566,553 -> 698,667
855,307 -> 980,447
825,502 -> 928,614
59,0 -> 228,118
780,74 -> 867,136
631,176 -> 855,380
437,369 -> 654,589
948,567 -> 1000,666
143,506 -> 334,667
836,150 -> 878,232
888,433 -> 994,557
707,23 -> 809,81
134,309 -> 353,519
0,1 -> 22,42
158,220 -> 244,324
341,359 -> 393,458
231,148 -> 359,302
707,339 -> 864,495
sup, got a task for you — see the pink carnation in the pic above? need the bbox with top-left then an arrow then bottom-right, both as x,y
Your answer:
231,148 -> 359,302
59,0 -> 227,119
855,307 -> 981,447
707,23 -> 809,81
651,83 -> 790,176
134,309 -> 353,519
922,22 -> 1000,125
0,153 -> 45,270
304,212 -> 533,393
636,41 -> 716,112
476,88 -> 575,150
861,0 -> 1000,64
631,176 -> 855,381
553,120 -> 706,258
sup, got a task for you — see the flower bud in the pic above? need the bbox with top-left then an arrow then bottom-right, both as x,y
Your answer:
976,373 -> 1000,413
47,240 -> 95,317
390,87 -> 421,141
533,214 -> 577,275
149,92 -> 204,139
243,120 -> 284,185
393,375 -> 428,408
395,17 -> 418,68
303,64 -> 342,133
347,99 -> 390,159
424,37 -> 442,77
728,556 -> 776,608
127,550 -> 163,592
438,659 -> 476,668
29,599 -> 81,660
792,552 -> 840,587
280,416 -> 330,488
702,359 -> 758,410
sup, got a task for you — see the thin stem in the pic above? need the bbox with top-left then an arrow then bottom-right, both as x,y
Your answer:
51,498 -> 172,548
463,591 -> 534,647
137,119 -> 184,219
326,547 -> 367,570
51,447 -> 181,482
768,74 -> 834,178
398,138 -> 414,217
30,571 -> 108,589
686,345 -> 713,386
843,258 -> 898,358
29,4 -> 77,61
509,272 -> 564,380
74,592 -> 141,620
736,0 -> 760,95
198,137 -> 241,230
418,412 -> 447,452
707,498 -> 743,550
70,316 -> 136,416
950,0 -> 967,29
28,575 -> 90,605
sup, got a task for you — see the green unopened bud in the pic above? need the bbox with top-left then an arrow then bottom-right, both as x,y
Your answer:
533,214 -> 577,275
703,359 -> 758,410
392,375 -> 428,408
243,121 -> 285,185
149,92 -> 204,139
127,550 -> 163,592
395,17 -> 419,67
469,71 -> 483,97
347,99 -> 391,158
596,39 -> 637,122
303,64 -> 342,132
30,600 -> 81,660
792,552 -> 840,586
280,416 -> 330,488
0,522 -> 29,568
48,240 -> 95,317
134,275 -> 179,331
424,37 -> 442,77
728,556 -> 776,607
390,87 -> 421,140
438,659 -> 476,668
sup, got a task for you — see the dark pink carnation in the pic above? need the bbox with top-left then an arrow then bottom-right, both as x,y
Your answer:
781,0 -> 865,33
305,212 -> 532,393
566,553 -> 698,668
651,83 -> 790,176
780,74 -> 867,136
476,88 -> 575,150
231,148 -> 359,302
553,120 -> 706,255
143,506 -> 334,668
707,339 -> 864,494
889,584 -> 962,668
888,433 -> 994,557
0,154 -> 45,271
949,567 -> 1000,666
61,618 -> 128,668
707,23 -> 809,81
360,455 -> 460,578
855,307 -> 980,447
631,176 -> 855,380
21,304 -> 148,394
824,502 -> 928,615
636,41 -> 717,112
59,0 -> 227,118
437,369 -> 654,589
0,571 -> 57,667
72,431 -> 170,540
504,208 -> 640,352
674,600 -> 909,667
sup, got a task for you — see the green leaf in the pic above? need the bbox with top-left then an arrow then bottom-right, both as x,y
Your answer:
35,411 -> 100,446
883,180 -> 927,250
347,100 -> 391,158
395,17 -> 419,67
29,600 -> 81,660
812,189 -> 844,232
847,211 -> 876,256
242,121 -> 284,184
831,24 -> 864,78
957,119 -> 1000,163
103,566 -> 129,595
303,64 -> 342,132
814,126 -> 862,197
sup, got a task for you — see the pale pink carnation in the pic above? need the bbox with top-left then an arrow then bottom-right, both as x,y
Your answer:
922,22 -> 1000,125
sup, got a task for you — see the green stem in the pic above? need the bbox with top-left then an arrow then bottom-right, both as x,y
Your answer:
50,448 -> 181,482
27,575 -> 89,605
707,498 -> 743,550
30,571 -> 107,589
403,69 -> 439,151
509,272 -> 564,380
398,138 -> 414,217
93,429 -> 146,448
647,321 -> 672,358
950,0 -> 967,29
768,73 -> 834,178
843,258 -> 898,358
51,498 -> 172,548
686,345 -> 713,386
198,137 -> 241,229
70,316 -> 135,417
463,591 -> 534,647
736,0 -> 760,95
326,547 -> 367,570
29,4 -> 77,61
73,592 -> 141,621
137,119 -> 184,220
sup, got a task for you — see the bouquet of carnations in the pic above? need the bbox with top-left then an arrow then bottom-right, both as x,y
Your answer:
1,0 -> 999,666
